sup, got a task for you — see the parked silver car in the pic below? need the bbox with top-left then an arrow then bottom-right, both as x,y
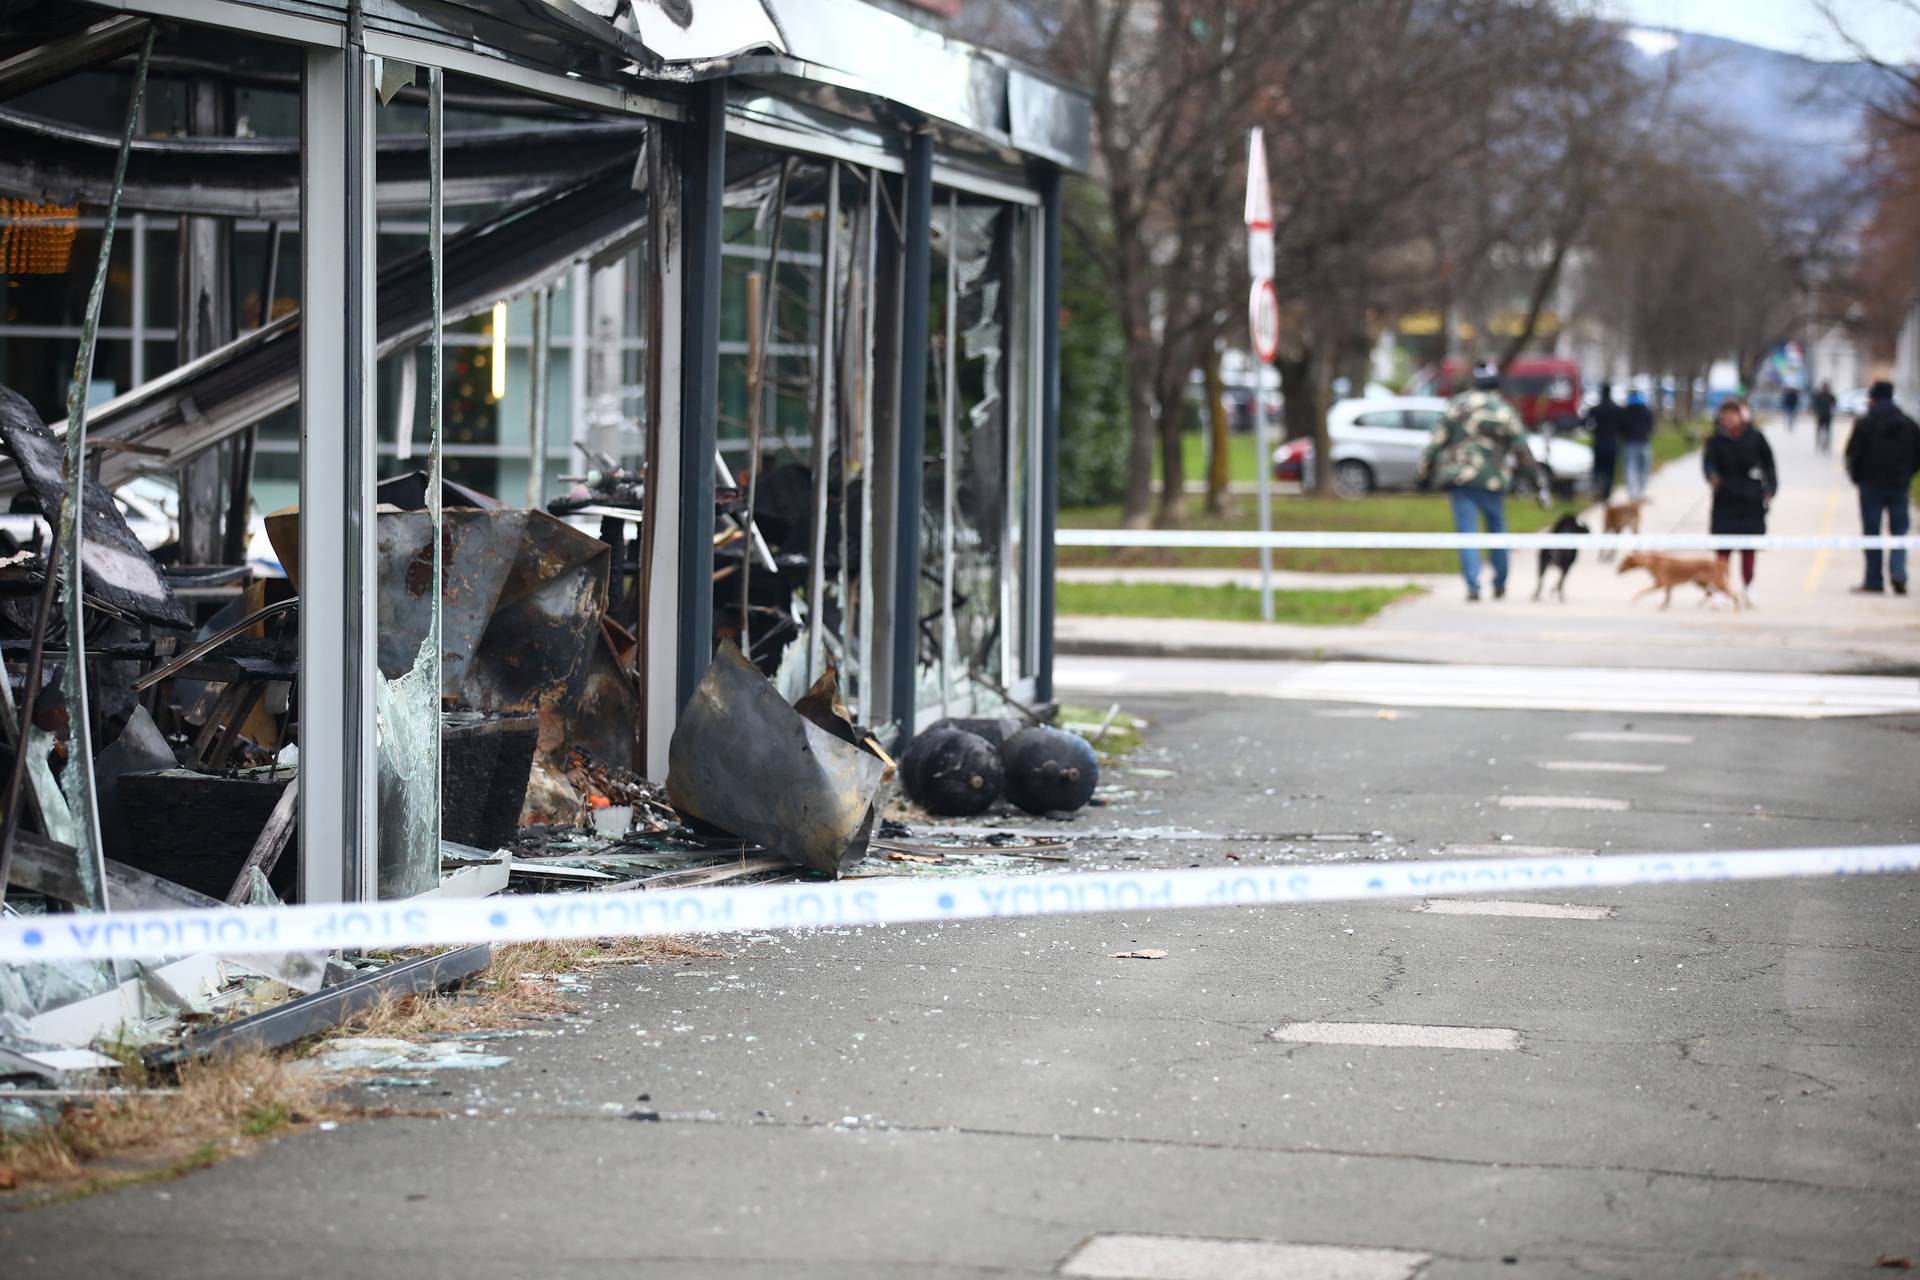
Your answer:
1272,395 -> 1593,499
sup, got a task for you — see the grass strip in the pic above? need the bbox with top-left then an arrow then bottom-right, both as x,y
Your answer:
1058,580 -> 1421,624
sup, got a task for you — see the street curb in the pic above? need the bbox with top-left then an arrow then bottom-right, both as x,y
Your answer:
1056,636 -> 1430,665
1054,636 -> 1920,679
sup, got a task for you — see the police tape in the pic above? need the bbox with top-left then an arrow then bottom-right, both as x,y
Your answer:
5,843 -> 1917,964
1057,529 -> 1920,551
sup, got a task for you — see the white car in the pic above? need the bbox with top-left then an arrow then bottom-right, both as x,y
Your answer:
0,481 -> 176,554
1271,395 -> 1594,500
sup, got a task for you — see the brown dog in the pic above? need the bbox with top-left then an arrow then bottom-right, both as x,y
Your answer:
1597,497 -> 1647,562
1618,551 -> 1740,611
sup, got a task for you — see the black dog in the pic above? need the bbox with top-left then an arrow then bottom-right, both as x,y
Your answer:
1534,514 -> 1587,601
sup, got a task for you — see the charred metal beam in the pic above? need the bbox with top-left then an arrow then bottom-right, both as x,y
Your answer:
0,158 -> 650,502
0,108 -> 647,218
0,15 -> 152,104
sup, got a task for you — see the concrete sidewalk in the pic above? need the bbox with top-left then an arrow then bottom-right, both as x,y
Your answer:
1059,418 -> 1920,674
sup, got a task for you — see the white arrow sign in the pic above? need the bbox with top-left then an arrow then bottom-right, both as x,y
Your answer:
1246,126 -> 1274,280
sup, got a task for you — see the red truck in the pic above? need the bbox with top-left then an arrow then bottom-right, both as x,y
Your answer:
1410,356 -> 1583,432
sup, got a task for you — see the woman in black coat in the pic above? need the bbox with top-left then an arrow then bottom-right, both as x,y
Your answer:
1702,397 -> 1776,606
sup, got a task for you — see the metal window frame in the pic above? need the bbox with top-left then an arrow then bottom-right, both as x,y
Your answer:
674,80 -> 725,713
298,42 -> 377,904
930,164 -> 1042,209
725,115 -> 905,177
1035,163 -> 1061,704
885,131 -> 932,735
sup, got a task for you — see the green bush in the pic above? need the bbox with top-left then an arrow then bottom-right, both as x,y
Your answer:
1057,180 -> 1129,508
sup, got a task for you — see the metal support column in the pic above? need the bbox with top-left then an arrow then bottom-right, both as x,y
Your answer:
299,45 -> 377,903
1035,164 -> 1061,705
886,131 -> 933,734
674,80 -> 725,710
178,76 -> 235,566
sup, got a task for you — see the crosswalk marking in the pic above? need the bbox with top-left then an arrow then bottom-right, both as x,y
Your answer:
1267,1021 -> 1520,1051
1058,657 -> 1920,718
1445,842 -> 1595,857
1497,794 -> 1630,811
1061,1235 -> 1431,1280
1568,730 -> 1695,744
1417,899 -> 1614,920
1539,760 -> 1666,774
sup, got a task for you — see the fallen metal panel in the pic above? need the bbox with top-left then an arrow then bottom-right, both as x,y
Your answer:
143,943 -> 491,1069
24,952 -> 228,1047
666,642 -> 884,878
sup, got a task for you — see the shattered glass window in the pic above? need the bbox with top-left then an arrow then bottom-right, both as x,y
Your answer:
918,194 -> 1025,717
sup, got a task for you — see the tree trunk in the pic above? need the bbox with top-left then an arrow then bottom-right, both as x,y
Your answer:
1497,235 -> 1574,370
1274,351 -> 1320,491
1115,257 -> 1156,529
1203,344 -> 1233,516
1312,350 -> 1336,497
1154,358 -> 1188,528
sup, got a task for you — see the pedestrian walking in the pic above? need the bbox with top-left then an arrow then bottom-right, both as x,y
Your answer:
1584,382 -> 1625,497
1843,380 -> 1920,596
1418,360 -> 1549,602
1702,396 -> 1776,607
1781,384 -> 1801,432
1812,381 -> 1837,454
1621,389 -> 1655,500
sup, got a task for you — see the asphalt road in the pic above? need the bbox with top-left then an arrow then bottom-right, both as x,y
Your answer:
7,694 -> 1918,1279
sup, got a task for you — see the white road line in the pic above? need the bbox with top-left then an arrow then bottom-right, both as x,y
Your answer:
1061,657 -> 1920,718
1445,843 -> 1595,858
1061,1235 -> 1431,1280
1497,794 -> 1630,811
1268,1021 -> 1521,1051
1417,899 -> 1614,920
1539,760 -> 1667,774
1568,731 -> 1695,745
1311,707 -> 1422,719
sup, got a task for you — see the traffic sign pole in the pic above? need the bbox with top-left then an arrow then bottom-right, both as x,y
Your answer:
1246,129 -> 1275,623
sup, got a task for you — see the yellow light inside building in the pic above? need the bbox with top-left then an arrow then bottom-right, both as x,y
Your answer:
490,300 -> 508,401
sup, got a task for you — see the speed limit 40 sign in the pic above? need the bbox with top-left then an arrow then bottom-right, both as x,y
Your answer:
1249,277 -> 1280,364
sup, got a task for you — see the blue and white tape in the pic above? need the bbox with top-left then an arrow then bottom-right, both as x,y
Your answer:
4,844 -> 1916,963
1058,529 -> 1920,551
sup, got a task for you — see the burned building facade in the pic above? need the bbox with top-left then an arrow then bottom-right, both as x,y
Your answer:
0,0 -> 1086,931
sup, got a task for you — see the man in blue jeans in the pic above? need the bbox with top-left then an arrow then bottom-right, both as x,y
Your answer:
1620,389 -> 1655,500
1844,381 -> 1920,595
1418,362 -> 1549,601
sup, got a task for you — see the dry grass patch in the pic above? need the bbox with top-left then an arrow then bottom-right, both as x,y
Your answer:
337,935 -> 728,1039
1,936 -> 726,1201
0,1047 -> 334,1200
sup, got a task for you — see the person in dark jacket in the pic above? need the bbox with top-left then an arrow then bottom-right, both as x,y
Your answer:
1781,384 -> 1801,432
1583,383 -> 1625,496
1812,382 -> 1838,454
1621,389 -> 1656,500
1843,380 -> 1920,595
1702,397 -> 1776,606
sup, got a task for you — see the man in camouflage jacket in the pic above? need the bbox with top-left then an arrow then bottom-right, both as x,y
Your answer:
1417,362 -> 1547,601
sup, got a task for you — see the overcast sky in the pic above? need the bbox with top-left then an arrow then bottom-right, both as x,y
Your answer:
1596,0 -> 1918,60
